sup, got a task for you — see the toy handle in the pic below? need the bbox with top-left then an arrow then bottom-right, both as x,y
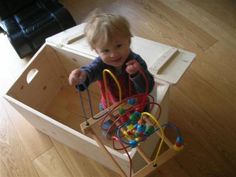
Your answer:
26,68 -> 39,84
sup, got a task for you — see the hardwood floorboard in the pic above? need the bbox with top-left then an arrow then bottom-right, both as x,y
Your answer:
186,0 -> 236,30
159,0 -> 236,49
169,86 -> 236,177
52,139 -> 120,177
33,147 -> 73,177
191,42 -> 236,104
140,0 -> 217,51
177,70 -> 236,130
0,99 -> 39,177
3,100 -> 53,161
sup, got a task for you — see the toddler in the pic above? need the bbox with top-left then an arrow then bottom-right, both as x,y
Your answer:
68,11 -> 154,110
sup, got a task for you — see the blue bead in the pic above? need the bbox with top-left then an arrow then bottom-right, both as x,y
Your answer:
128,98 -> 136,105
137,124 -> 146,133
129,140 -> 138,148
176,136 -> 184,144
102,120 -> 113,130
134,111 -> 141,118
99,103 -> 104,111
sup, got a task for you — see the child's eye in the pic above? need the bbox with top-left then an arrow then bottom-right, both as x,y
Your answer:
116,44 -> 122,48
102,49 -> 110,53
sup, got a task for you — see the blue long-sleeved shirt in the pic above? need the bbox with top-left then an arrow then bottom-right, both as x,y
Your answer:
80,51 -> 154,108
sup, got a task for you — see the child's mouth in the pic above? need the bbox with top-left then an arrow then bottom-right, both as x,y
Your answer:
113,57 -> 122,62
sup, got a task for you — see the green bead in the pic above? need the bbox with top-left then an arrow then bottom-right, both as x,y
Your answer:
119,107 -> 125,115
129,113 -> 138,123
145,126 -> 155,136
134,132 -> 139,138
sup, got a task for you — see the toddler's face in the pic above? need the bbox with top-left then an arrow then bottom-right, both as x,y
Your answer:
94,36 -> 131,68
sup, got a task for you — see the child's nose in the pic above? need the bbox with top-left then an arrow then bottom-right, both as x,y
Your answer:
110,50 -> 118,57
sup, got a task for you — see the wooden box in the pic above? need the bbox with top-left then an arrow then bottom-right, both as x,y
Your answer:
4,24 -> 195,176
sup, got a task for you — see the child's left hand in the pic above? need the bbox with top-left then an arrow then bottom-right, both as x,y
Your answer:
126,59 -> 141,75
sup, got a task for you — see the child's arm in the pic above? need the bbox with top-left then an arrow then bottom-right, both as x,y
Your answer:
126,57 -> 154,93
68,57 -> 104,88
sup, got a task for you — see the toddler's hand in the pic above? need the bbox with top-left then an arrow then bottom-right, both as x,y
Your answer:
68,69 -> 87,86
126,60 -> 141,75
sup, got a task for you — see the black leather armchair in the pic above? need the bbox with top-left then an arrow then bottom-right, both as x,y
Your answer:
0,0 -> 76,58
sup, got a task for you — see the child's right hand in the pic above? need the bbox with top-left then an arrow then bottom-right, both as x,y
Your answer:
68,69 -> 87,86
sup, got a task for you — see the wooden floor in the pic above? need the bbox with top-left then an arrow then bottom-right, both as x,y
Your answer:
1,0 -> 236,176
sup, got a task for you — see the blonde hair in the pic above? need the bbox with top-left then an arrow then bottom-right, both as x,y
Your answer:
84,10 -> 132,49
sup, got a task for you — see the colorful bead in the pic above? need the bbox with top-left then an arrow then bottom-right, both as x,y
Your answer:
127,124 -> 134,131
175,141 -> 182,147
135,137 -> 142,142
120,115 -> 129,124
138,118 -> 145,125
176,136 -> 184,144
129,114 -> 137,124
137,124 -> 146,133
128,98 -> 136,105
134,111 -> 141,118
127,130 -> 134,135
173,144 -> 184,151
118,107 -> 125,115
144,126 -> 155,136
122,130 -> 128,136
102,119 -> 113,130
129,140 -> 138,148
99,103 -> 104,111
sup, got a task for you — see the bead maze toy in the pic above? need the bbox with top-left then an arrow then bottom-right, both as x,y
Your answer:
78,68 -> 184,177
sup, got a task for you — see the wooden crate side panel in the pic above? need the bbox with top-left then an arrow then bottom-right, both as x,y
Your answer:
45,46 -> 70,87
6,46 -> 67,112
52,46 -> 101,94
52,46 -> 93,76
4,95 -> 130,175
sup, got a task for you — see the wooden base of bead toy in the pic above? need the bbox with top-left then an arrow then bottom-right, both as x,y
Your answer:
80,101 -> 183,177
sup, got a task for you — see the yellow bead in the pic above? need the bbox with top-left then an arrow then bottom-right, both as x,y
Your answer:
127,124 -> 134,131
122,130 -> 128,136
173,144 -> 184,152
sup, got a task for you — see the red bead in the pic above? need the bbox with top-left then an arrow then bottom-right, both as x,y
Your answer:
175,142 -> 182,147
